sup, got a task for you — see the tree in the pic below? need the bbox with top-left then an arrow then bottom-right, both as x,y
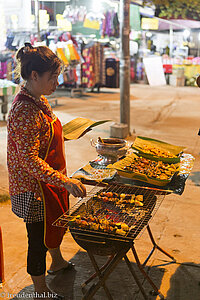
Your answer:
143,0 -> 200,19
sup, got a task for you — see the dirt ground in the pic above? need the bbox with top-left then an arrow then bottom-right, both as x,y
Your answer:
0,84 -> 200,299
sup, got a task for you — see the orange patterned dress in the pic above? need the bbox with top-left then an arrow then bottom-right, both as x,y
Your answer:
7,88 -> 69,222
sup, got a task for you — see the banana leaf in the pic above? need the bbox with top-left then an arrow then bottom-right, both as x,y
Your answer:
107,153 -> 179,187
62,117 -> 111,140
132,136 -> 186,163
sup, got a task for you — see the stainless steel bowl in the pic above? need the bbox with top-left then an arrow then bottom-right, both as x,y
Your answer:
91,138 -> 127,165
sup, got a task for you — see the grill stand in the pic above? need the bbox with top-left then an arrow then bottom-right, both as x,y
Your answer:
54,183 -> 179,299
81,246 -> 149,300
142,225 -> 176,267
80,225 -> 176,300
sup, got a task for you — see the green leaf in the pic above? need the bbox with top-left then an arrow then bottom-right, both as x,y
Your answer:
143,0 -> 200,19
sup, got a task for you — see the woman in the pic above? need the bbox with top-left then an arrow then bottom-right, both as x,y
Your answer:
7,43 -> 86,299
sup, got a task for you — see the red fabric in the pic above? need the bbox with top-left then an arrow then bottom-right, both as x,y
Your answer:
163,64 -> 172,74
0,227 -> 5,284
39,116 -> 69,249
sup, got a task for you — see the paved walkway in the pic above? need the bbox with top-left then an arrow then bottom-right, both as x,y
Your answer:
0,85 -> 200,299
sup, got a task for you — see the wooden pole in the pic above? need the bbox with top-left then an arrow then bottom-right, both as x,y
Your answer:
120,0 -> 130,133
35,0 -> 41,41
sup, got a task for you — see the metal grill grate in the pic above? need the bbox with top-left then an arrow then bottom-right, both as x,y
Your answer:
53,184 -> 170,241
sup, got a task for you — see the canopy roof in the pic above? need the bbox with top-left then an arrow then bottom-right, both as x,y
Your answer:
158,19 -> 200,30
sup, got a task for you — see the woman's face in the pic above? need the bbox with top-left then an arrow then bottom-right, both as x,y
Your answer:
34,67 -> 61,96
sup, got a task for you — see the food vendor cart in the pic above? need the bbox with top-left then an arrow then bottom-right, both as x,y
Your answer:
54,133 -> 194,300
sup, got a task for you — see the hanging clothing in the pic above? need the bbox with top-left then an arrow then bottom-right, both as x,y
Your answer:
113,13 -> 119,38
81,47 -> 95,88
101,11 -> 119,38
0,62 -> 7,79
81,42 -> 105,88
0,52 -> 14,80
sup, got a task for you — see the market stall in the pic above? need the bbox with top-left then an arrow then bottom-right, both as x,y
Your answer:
1,0 -> 121,92
53,135 -> 194,300
162,56 -> 200,87
55,184 -> 170,300
0,79 -> 19,120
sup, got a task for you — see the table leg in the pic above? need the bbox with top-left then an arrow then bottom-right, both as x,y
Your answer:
142,225 -> 176,267
132,245 -> 164,300
124,254 -> 148,300
87,251 -> 113,300
81,255 -> 114,289
82,249 -> 126,300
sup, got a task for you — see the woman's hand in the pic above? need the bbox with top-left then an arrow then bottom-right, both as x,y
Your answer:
64,179 -> 86,198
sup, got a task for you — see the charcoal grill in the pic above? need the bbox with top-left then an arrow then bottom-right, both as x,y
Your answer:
54,184 -> 175,300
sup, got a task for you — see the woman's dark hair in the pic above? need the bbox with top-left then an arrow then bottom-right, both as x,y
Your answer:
15,44 -> 62,80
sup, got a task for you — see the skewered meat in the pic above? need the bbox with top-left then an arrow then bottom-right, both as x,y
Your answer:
68,215 -> 130,236
123,156 -> 178,180
64,190 -> 153,237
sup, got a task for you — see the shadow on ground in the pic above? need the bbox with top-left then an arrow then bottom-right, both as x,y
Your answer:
10,251 -> 200,300
11,250 -> 164,300
166,262 -> 200,300
188,171 -> 200,186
